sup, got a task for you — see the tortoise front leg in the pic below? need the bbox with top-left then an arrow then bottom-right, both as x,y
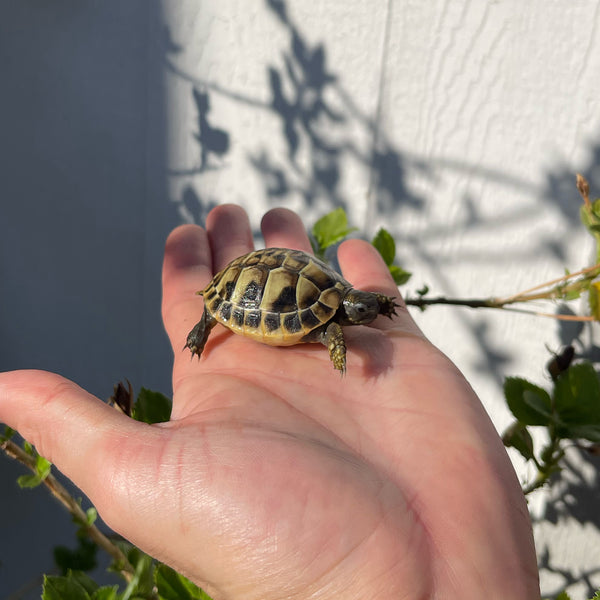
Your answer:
375,294 -> 400,319
321,321 -> 346,375
185,309 -> 217,359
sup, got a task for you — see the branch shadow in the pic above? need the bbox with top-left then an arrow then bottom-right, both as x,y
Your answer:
534,447 -> 600,597
163,0 -> 600,389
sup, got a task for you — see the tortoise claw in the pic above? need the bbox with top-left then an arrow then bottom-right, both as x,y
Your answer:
376,294 -> 400,319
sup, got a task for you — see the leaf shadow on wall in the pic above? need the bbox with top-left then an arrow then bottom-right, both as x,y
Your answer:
162,6 -> 600,592
165,0 -> 428,227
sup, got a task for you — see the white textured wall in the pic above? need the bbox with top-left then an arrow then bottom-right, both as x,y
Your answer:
164,1 -> 600,597
1,1 -> 600,597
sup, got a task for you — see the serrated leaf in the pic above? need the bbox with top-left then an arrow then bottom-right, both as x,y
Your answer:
92,587 -> 119,600
121,547 -> 155,598
67,571 -> 99,594
372,228 -> 396,265
502,422 -> 535,461
42,575 -> 91,600
155,564 -> 213,599
553,591 -> 572,600
132,388 -> 172,424
311,208 -> 357,254
504,377 -> 554,426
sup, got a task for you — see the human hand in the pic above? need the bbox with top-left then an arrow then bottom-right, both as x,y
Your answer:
0,205 -> 539,599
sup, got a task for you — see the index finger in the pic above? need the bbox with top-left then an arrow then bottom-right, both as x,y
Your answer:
161,224 -> 212,353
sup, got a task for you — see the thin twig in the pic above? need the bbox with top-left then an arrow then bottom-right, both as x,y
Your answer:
405,262 -> 600,321
495,263 -> 600,305
1,438 -> 135,582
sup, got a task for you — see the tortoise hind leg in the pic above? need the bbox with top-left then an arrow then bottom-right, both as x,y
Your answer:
321,321 -> 346,375
185,309 -> 217,359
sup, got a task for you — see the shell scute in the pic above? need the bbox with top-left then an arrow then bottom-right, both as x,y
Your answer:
203,247 -> 351,345
231,266 -> 267,308
319,285 -> 344,309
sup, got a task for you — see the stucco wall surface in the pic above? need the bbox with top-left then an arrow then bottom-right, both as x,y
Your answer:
1,1 -> 600,598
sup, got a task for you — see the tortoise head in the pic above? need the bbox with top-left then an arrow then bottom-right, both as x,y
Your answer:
341,290 -> 380,324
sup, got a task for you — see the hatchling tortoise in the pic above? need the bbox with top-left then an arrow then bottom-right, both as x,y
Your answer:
185,247 -> 399,374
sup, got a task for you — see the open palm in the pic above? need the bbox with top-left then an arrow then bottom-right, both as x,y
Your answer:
0,205 -> 539,599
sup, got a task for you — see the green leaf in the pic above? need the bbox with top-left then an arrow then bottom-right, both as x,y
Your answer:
581,199 -> 600,262
17,473 -> 43,488
155,564 -> 213,599
18,454 -> 53,488
589,281 -> 600,321
389,264 -> 412,286
155,564 -> 192,600
86,507 -> 98,527
42,574 -> 91,600
554,362 -> 600,426
68,571 -> 99,595
1,425 -> 16,441
120,546 -> 155,599
132,388 -> 172,424
311,208 -> 357,255
553,592 -> 572,600
504,377 -> 554,426
92,587 -> 119,600
54,538 -> 98,574
372,228 -> 396,265
502,422 -> 535,461
557,423 -> 600,443
36,454 -> 52,478
371,229 -> 412,285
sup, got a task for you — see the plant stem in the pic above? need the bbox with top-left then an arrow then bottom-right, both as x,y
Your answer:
405,262 -> 600,319
1,438 -> 136,582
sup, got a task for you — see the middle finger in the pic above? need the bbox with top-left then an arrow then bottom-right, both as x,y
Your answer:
206,204 -> 255,272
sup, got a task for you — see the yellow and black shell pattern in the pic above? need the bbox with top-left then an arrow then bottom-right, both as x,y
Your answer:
200,248 -> 352,345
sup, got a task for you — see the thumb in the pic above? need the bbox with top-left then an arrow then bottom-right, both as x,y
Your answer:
0,369 -> 149,525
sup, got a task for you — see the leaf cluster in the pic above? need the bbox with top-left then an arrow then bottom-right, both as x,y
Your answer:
502,356 -> 600,494
310,207 -> 411,285
3,386 -> 215,600
42,560 -> 212,600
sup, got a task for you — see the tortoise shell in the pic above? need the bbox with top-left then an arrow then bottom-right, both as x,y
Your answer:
200,247 -> 351,345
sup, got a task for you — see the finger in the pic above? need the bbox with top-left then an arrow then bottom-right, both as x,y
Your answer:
162,224 -> 212,352
206,204 -> 254,271
337,239 -> 421,334
0,370 -> 145,514
261,208 -> 313,252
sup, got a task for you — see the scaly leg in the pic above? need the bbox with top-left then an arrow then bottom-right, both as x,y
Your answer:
321,321 -> 346,375
185,309 -> 217,358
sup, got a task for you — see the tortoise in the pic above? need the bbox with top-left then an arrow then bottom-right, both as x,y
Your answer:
185,247 -> 399,374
